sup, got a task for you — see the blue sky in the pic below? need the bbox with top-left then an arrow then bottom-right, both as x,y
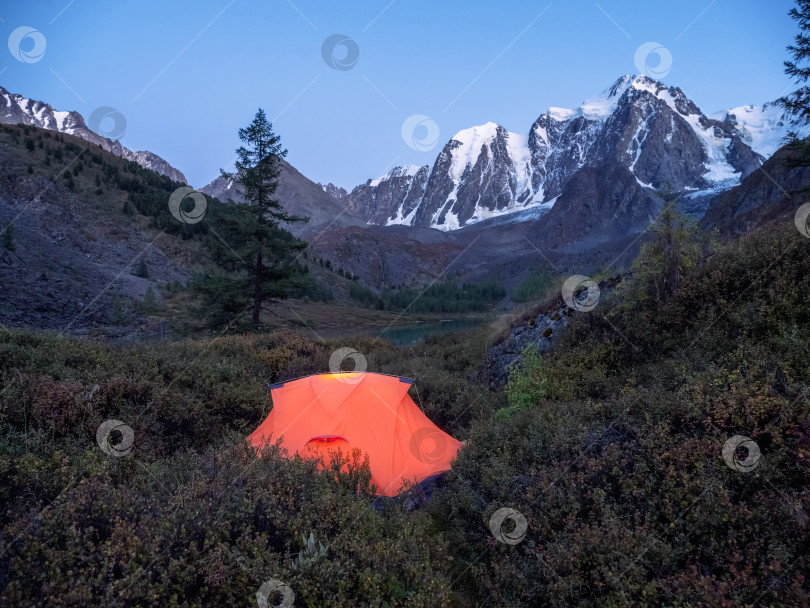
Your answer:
1,1 -> 800,189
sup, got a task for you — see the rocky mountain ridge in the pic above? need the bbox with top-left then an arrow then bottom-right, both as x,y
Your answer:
200,161 -> 365,236
0,84 -> 187,184
343,75 -> 806,231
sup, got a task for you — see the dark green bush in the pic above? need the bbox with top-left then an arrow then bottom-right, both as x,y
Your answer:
0,327 -> 498,606
431,222 -> 810,606
2,216 -> 809,605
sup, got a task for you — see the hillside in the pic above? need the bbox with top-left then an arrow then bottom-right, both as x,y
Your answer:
200,161 -> 365,237
2,212 -> 809,606
702,143 -> 810,233
0,123 -> 198,332
0,123 -> 469,336
0,84 -> 187,184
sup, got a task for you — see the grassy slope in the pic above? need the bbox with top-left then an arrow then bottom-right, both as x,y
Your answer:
433,221 -> 810,606
0,123 -> 209,269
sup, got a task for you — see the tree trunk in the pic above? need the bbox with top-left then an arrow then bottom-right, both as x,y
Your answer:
252,247 -> 262,324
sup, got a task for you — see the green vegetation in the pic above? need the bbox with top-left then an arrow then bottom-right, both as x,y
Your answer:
0,328 -> 500,606
510,270 -> 556,302
133,257 -> 149,278
432,220 -> 810,606
780,0 -> 810,164
781,0 -> 810,138
206,108 -> 307,325
1,222 -> 14,251
497,346 -> 546,420
140,286 -> 157,313
350,279 -> 505,313
3,215 -> 809,605
0,122 -> 328,330
108,295 -> 129,325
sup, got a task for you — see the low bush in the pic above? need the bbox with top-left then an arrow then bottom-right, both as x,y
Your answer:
3,219 -> 809,605
0,326 -> 499,606
431,222 -> 810,606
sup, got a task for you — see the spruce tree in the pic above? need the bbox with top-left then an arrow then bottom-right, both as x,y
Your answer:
779,0 -> 810,161
141,286 -> 157,313
134,258 -> 149,278
217,108 -> 307,324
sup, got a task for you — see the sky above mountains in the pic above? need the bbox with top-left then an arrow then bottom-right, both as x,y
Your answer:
1,0 -> 799,189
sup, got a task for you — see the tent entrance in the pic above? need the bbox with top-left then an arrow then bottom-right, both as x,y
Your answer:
303,436 -> 352,462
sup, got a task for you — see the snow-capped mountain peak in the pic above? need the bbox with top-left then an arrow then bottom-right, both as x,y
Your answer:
345,75 -> 784,231
369,164 -> 423,187
546,75 -> 654,122
716,100 -> 810,157
581,74 -> 638,119
448,122 -> 503,180
0,84 -> 187,184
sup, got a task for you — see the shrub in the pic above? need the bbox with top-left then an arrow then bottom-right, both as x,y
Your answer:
432,222 -> 810,606
0,330 -> 482,606
2,223 -> 15,251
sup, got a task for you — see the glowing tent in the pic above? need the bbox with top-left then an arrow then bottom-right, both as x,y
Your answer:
247,372 -> 463,497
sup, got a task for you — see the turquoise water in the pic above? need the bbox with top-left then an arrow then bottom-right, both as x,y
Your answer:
377,317 -> 484,346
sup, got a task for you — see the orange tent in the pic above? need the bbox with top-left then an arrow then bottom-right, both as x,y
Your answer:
247,372 -> 463,497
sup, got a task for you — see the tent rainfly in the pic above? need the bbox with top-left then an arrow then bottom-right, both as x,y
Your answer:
247,372 -> 463,497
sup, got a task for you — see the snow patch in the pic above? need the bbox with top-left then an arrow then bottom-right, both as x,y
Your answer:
462,197 -> 557,229
539,74 -> 637,124
447,124 -> 533,192
629,75 -> 661,96
649,86 -> 740,184
369,164 -> 422,187
548,107 -> 577,121
440,194 -> 552,229
441,209 -> 461,231
386,200 -> 420,226
628,109 -> 655,173
448,122 -> 501,182
506,130 -> 533,196
723,102 -> 810,157
53,111 -> 69,131
581,74 -> 636,119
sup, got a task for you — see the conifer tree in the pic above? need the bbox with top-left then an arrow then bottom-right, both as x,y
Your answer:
779,0 -> 810,161
216,109 -> 307,324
